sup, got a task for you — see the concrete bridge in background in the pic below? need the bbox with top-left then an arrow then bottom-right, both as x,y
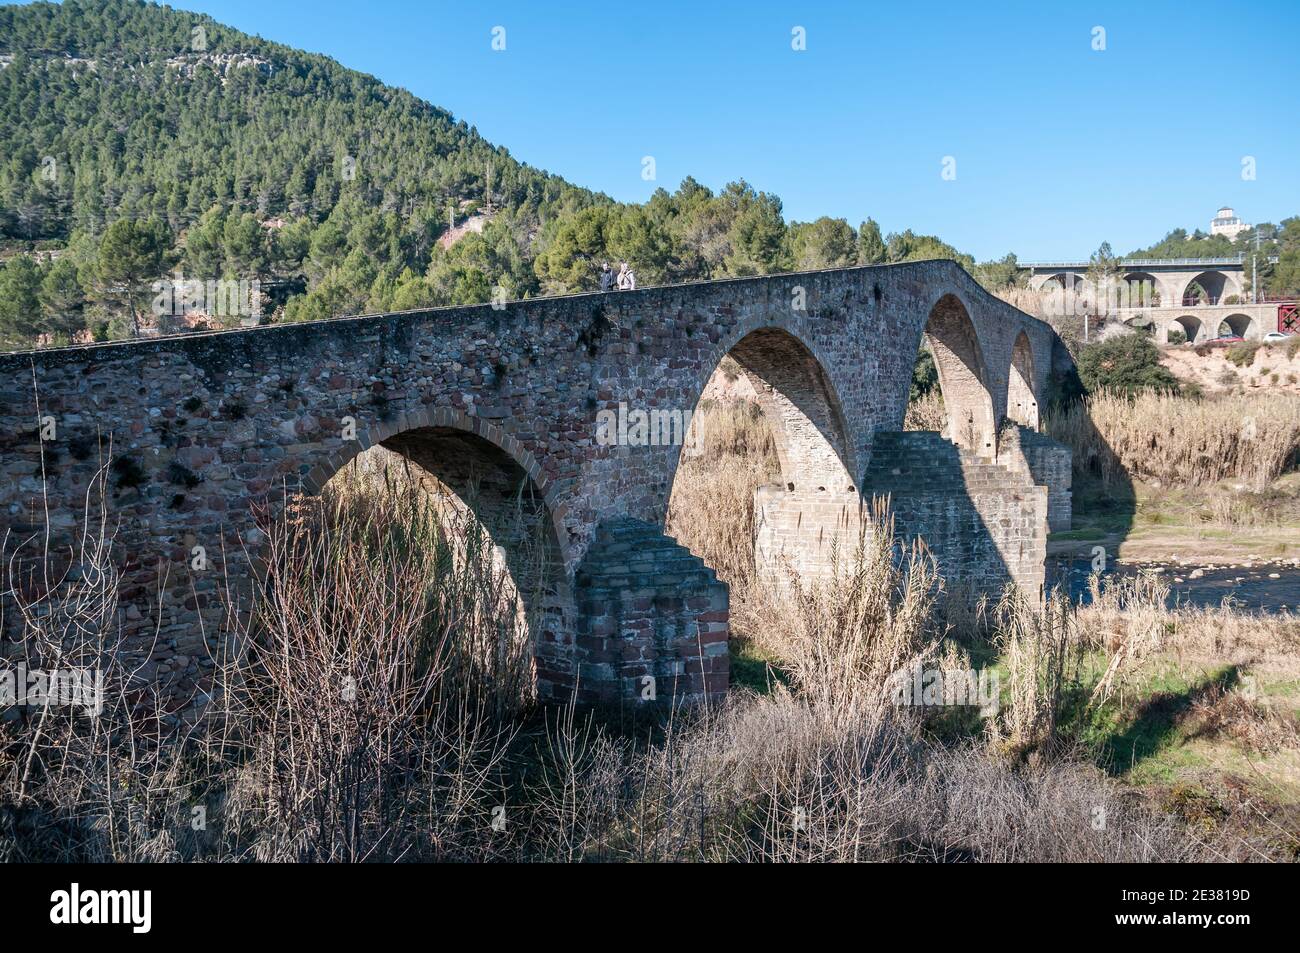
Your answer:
1114,302 -> 1284,343
0,262 -> 1073,711
1024,257 -> 1248,308
1024,256 -> 1294,343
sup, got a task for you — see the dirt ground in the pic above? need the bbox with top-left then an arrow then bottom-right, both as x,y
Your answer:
1161,339 -> 1300,394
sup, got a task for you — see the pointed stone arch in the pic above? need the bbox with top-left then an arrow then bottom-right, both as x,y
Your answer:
295,407 -> 575,701
298,406 -> 572,569
668,322 -> 860,589
924,292 -> 996,455
1008,331 -> 1039,429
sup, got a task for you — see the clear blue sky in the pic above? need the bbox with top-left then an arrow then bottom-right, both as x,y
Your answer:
163,1 -> 1300,259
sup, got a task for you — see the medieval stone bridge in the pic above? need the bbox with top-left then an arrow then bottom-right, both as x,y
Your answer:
0,261 -> 1073,710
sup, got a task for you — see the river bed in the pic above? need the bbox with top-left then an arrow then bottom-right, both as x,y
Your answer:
1052,556 -> 1300,614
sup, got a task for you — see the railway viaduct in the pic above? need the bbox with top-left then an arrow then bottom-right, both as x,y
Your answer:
1024,257 -> 1249,310
1024,257 -> 1294,342
0,261 -> 1073,712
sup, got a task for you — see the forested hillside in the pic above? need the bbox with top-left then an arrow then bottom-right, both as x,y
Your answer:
0,0 -> 1019,348
0,0 -> 603,344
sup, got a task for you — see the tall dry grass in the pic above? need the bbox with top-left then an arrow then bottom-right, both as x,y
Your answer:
1076,569 -> 1300,695
1,466 -> 523,862
771,512 -> 938,715
4,403 -> 1289,862
666,398 -> 778,592
1047,390 -> 1300,488
512,505 -> 1211,862
507,688 -> 1207,861
989,589 -> 1084,758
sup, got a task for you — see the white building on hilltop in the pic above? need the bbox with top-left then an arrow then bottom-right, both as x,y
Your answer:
1210,207 -> 1250,239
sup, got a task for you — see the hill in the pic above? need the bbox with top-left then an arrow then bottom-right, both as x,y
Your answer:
0,0 -> 1016,348
0,0 -> 602,342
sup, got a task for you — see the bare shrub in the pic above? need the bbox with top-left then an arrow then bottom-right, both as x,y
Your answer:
0,460 -> 192,862
1185,681 -> 1300,755
3,461 -> 522,862
904,389 -> 945,431
321,454 -> 540,716
230,476 -> 520,861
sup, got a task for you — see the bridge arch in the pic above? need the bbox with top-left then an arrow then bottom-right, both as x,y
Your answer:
672,319 -> 859,495
725,327 -> 856,492
924,292 -> 996,455
1008,331 -> 1039,429
299,407 -> 571,566
296,408 -> 574,701
1121,271 -> 1163,307
1172,314 -> 1203,344
1183,271 -> 1234,306
1044,271 -> 1086,291
665,321 -> 859,591
1218,313 -> 1253,338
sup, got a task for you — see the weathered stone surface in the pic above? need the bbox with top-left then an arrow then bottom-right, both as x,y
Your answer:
0,261 -> 1072,709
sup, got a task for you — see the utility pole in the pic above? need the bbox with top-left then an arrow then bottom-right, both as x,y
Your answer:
1253,228 -> 1259,304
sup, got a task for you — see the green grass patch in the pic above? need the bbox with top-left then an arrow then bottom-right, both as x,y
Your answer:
1049,528 -> 1106,542
729,639 -> 790,695
1088,664 -> 1239,777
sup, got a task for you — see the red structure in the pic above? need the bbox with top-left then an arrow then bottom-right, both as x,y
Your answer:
1279,303 -> 1299,335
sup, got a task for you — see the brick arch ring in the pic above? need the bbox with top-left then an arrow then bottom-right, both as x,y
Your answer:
676,310 -> 863,487
920,284 -> 1006,434
293,405 -> 575,570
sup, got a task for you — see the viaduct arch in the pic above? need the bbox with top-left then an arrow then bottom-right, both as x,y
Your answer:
0,261 -> 1072,710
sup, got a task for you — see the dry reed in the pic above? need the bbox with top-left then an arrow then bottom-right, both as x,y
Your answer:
1047,390 -> 1300,488
4,402 -> 1290,863
666,398 -> 778,592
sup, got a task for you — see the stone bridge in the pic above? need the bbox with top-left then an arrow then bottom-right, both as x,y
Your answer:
1113,302 -> 1283,343
0,261 -> 1073,711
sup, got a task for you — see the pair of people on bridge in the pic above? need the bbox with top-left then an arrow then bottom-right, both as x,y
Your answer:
600,261 -> 636,292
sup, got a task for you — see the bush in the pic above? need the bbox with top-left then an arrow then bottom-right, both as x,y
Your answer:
1044,364 -> 1086,414
910,347 -> 938,402
1225,342 -> 1260,367
904,390 -> 945,431
1076,334 -> 1179,396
